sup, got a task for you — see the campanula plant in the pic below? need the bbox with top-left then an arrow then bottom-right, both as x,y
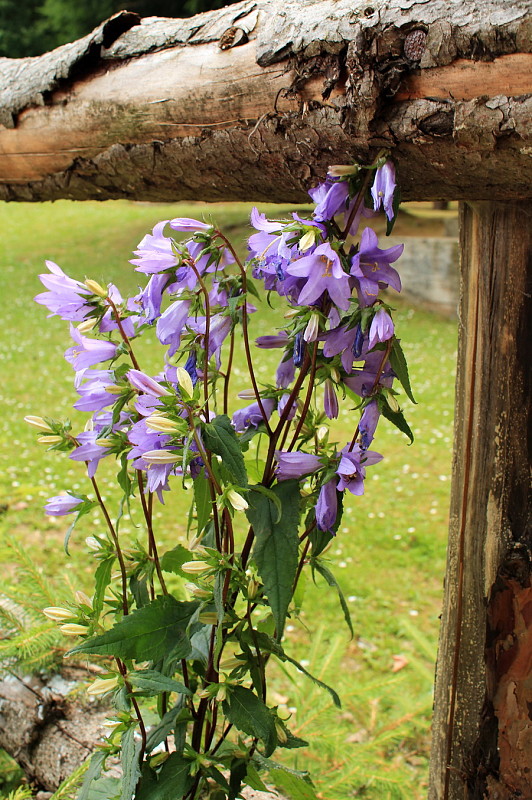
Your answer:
27,154 -> 415,800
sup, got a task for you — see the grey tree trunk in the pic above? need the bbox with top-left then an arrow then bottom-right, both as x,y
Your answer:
0,0 -> 530,203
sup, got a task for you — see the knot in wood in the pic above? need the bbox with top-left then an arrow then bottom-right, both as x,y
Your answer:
219,26 -> 248,51
404,29 -> 427,62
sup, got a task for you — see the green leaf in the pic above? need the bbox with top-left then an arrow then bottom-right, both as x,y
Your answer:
193,474 -> 212,535
245,764 -> 269,792
68,596 -> 199,662
92,556 -> 114,623
270,768 -> 318,800
128,669 -> 191,697
202,415 -> 247,487
223,685 -> 277,757
311,560 -> 353,637
136,754 -> 193,800
246,480 -> 301,639
160,545 -> 191,575
381,402 -> 414,444
145,703 -> 186,754
390,338 -> 416,404
121,726 -> 141,800
77,750 -> 106,800
249,483 -> 282,522
85,777 -> 120,800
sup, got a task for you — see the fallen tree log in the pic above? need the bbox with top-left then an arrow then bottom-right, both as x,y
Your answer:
0,0 -> 531,203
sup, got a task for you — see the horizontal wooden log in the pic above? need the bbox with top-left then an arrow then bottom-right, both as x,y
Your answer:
0,0 -> 531,203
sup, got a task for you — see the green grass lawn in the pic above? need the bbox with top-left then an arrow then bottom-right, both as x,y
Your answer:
0,200 -> 457,799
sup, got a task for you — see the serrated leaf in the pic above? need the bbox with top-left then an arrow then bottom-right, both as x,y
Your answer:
77,750 -> 107,800
121,726 -> 141,800
145,702 -> 185,754
245,764 -> 269,792
246,480 -> 300,639
249,483 -> 282,522
193,474 -> 212,535
128,669 -> 191,697
93,556 -> 114,622
270,768 -> 318,800
390,338 -> 416,404
160,545 -> 191,575
311,560 -> 353,637
381,402 -> 414,444
202,415 -> 247,487
85,777 -> 121,800
135,753 -> 192,800
223,685 -> 277,757
68,596 -> 199,662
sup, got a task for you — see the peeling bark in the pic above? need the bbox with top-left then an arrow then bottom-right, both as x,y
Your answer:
0,0 -> 530,202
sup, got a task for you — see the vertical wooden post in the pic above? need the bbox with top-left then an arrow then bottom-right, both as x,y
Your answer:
429,202 -> 532,799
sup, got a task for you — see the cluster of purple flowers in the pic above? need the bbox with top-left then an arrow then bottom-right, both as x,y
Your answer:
34,159 -> 406,542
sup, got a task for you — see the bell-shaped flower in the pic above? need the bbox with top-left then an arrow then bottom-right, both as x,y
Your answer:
315,478 -> 338,532
336,443 -> 383,496
64,325 -> 117,371
130,221 -> 178,274
350,228 -> 403,306
69,431 -> 112,478
35,261 -> 93,321
359,400 -> 380,450
286,243 -> 352,311
44,494 -> 84,516
323,322 -> 369,373
156,298 -> 191,357
368,308 -> 394,349
309,179 -> 350,222
74,369 -> 117,413
371,161 -> 396,221
232,398 -> 275,432
342,350 -> 394,398
276,354 -> 296,388
169,217 -> 212,233
275,450 -> 322,481
323,379 -> 339,419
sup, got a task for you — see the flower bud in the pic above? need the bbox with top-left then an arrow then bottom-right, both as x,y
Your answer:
59,623 -> 89,636
316,425 -> 328,442
75,591 -> 92,608
386,393 -> 400,412
84,279 -> 108,298
145,415 -> 181,434
198,611 -> 219,625
96,438 -> 114,447
142,449 -> 178,465
275,720 -> 288,744
299,229 -> 316,252
85,536 -> 102,551
24,416 -> 52,432
247,578 -> 260,600
181,560 -> 212,575
176,366 -> 194,398
77,318 -> 98,333
150,752 -> 170,768
104,385 -> 124,395
327,164 -> 359,177
304,312 -> 320,343
219,654 -> 245,671
237,388 -> 257,399
184,583 -> 212,599
227,489 -> 248,511
43,606 -> 76,622
86,676 -> 119,696
102,718 -> 121,731
37,435 -> 62,444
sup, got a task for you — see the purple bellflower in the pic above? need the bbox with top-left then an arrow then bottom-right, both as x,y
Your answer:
286,243 -> 352,311
315,478 -> 338,532
64,325 -> 117,371
130,221 -> 177,274
359,399 -> 381,450
309,179 -> 349,222
169,217 -> 212,233
323,379 -> 339,419
368,308 -> 394,349
156,298 -> 191,357
342,350 -> 394,398
322,323 -> 369,373
336,443 -> 383,496
275,451 -> 321,481
350,228 -> 403,306
276,354 -> 296,389
371,161 -> 396,221
74,369 -> 117,413
44,494 -> 84,516
35,261 -> 93,321
232,398 -> 275,432
69,430 -> 112,478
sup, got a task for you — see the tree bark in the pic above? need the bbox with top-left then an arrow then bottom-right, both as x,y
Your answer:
0,0 -> 530,203
429,201 -> 532,799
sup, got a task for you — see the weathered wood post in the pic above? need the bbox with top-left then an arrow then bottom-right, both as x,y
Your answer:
0,2 -> 531,796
